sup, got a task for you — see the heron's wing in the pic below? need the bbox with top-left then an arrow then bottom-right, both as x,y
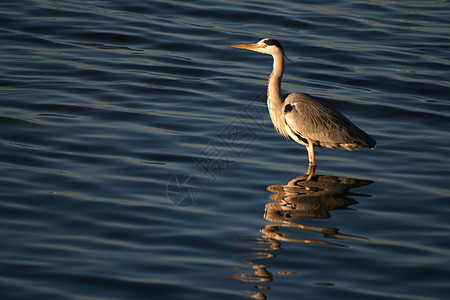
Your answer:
283,92 -> 374,149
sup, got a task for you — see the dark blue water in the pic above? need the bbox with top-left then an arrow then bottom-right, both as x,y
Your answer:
1,1 -> 449,299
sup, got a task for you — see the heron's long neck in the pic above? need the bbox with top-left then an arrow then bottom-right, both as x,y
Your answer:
267,52 -> 287,136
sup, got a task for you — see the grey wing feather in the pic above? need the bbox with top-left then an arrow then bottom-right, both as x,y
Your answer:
283,92 -> 376,150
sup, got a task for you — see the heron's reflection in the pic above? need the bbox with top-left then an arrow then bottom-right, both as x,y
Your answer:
231,173 -> 373,299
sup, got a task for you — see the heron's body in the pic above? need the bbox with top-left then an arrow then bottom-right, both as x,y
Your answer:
283,92 -> 374,150
232,38 -> 375,175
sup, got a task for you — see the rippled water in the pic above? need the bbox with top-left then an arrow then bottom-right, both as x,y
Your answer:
1,0 -> 449,299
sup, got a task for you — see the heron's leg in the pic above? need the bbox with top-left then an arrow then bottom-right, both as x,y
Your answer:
305,143 -> 317,180
306,143 -> 316,166
305,165 -> 316,180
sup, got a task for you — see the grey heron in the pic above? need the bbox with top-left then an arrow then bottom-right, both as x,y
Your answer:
232,38 -> 376,177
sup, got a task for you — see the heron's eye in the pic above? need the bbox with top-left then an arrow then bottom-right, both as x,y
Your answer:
263,39 -> 283,50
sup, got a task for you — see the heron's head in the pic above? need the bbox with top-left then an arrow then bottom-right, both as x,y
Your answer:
232,38 -> 284,56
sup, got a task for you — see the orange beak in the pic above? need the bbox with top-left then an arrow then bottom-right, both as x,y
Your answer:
231,43 -> 260,50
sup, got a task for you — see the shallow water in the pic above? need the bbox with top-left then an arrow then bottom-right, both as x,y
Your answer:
1,0 -> 449,299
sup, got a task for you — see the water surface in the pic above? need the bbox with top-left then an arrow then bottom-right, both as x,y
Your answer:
1,0 -> 449,299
